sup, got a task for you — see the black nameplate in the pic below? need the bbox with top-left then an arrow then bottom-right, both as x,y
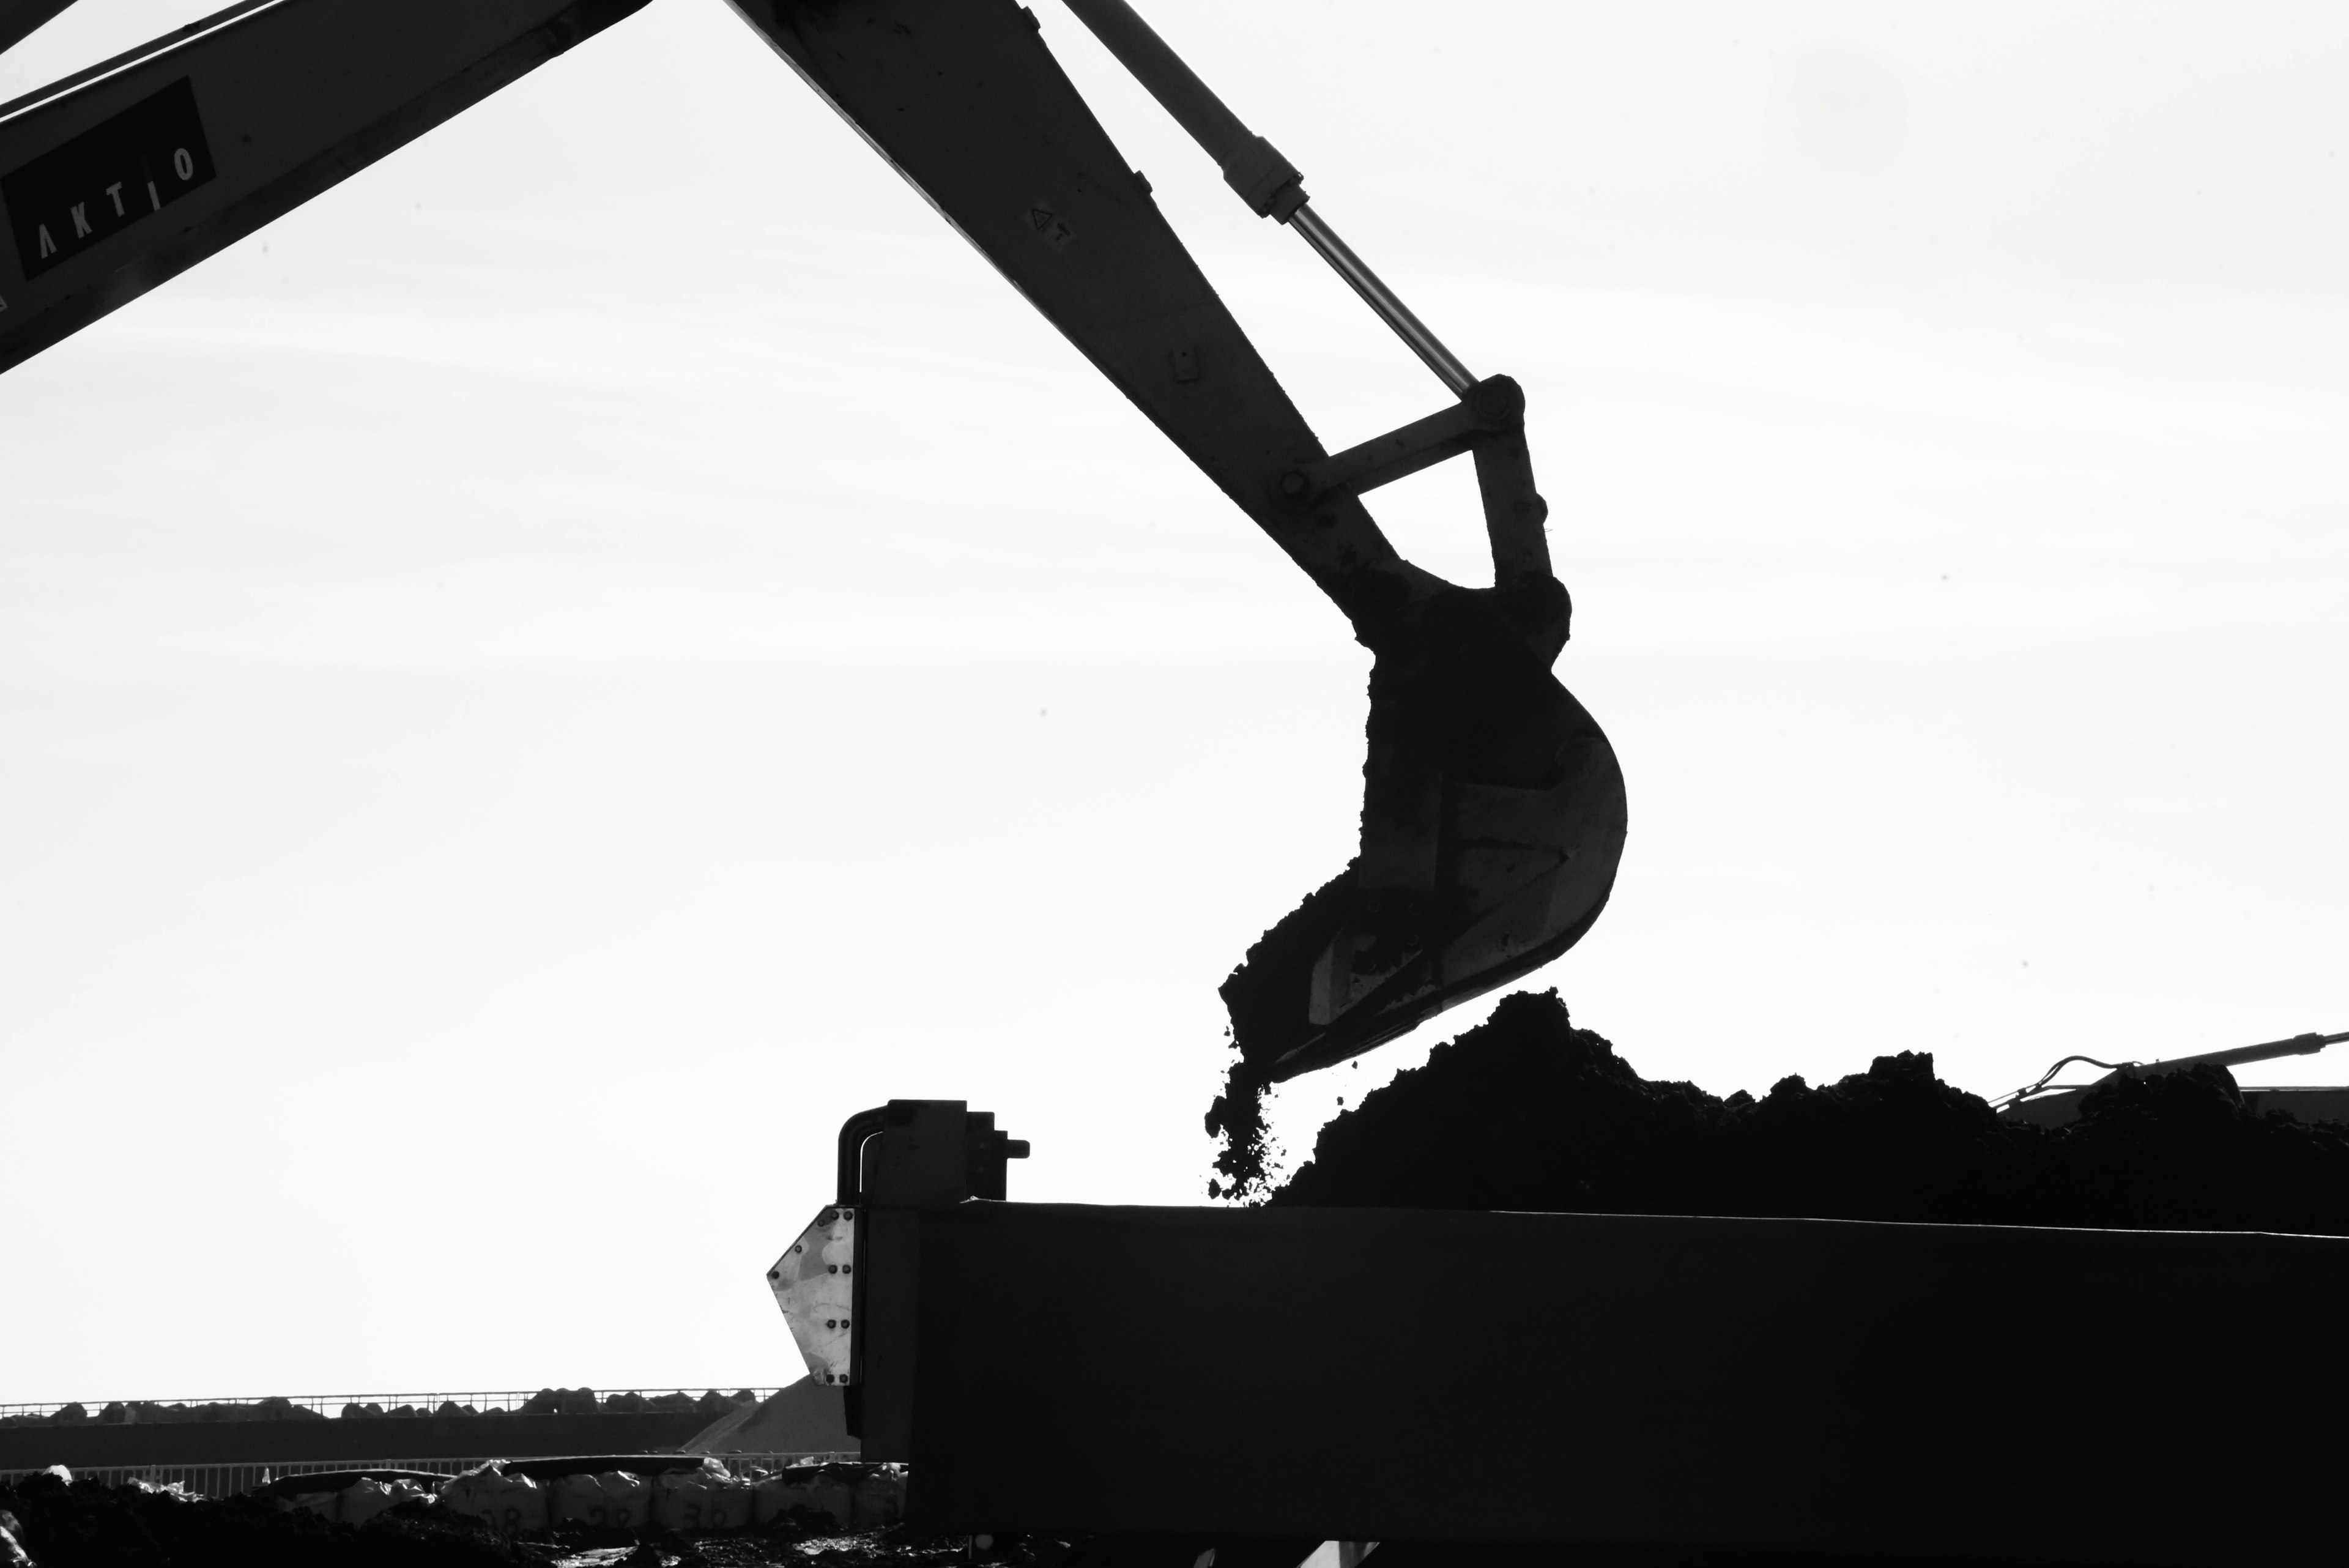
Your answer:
3,77 -> 217,281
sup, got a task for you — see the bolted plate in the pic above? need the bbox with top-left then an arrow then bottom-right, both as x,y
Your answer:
768,1206 -> 857,1386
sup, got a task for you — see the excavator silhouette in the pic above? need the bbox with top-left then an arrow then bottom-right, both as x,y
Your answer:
0,0 -> 1625,1086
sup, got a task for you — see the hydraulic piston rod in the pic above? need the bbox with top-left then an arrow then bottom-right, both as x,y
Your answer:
1059,0 -> 1477,395
1287,203 -> 1477,396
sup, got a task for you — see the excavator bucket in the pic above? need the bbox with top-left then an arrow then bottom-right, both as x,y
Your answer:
1225,579 -> 1628,1083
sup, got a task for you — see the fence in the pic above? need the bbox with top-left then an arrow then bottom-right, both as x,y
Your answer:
0,1388 -> 784,1422
0,1452 -> 858,1499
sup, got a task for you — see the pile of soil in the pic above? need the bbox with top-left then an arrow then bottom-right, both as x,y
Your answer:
1242,989 -> 2349,1232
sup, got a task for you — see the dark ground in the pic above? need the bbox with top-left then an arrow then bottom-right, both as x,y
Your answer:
0,1475 -> 1360,1568
0,1480 -> 2227,1568
1,1476 -> 512,1567
0,1473 -> 1023,1568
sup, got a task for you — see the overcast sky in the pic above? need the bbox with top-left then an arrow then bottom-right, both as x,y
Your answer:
3,0 -> 2345,1402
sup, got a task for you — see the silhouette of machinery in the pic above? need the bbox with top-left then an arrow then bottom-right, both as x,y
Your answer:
7,5 -> 2342,1562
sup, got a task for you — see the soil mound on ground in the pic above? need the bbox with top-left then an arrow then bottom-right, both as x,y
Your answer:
1266,990 -> 2349,1233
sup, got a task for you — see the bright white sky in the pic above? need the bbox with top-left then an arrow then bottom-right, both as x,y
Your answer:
2,0 -> 2344,1402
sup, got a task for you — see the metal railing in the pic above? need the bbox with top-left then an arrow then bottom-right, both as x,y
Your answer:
0,1388 -> 782,1422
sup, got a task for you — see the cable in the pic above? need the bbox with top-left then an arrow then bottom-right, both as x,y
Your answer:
1992,1055 -> 2139,1110
1994,1030 -> 2347,1109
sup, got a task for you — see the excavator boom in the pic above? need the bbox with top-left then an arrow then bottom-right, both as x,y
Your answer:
0,0 -> 648,376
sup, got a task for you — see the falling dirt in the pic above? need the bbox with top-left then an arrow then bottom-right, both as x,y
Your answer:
1209,861 -> 1359,1200
1236,989 -> 2349,1232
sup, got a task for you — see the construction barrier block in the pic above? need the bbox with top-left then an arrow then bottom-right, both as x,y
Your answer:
655,1466 -> 754,1535
438,1466 -> 547,1536
752,1468 -> 853,1530
551,1470 -> 651,1533
849,1467 -> 907,1529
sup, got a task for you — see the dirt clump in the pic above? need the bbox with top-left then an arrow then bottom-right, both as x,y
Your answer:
1264,989 -> 2349,1233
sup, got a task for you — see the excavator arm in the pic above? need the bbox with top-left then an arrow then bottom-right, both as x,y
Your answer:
0,0 -> 1625,1112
